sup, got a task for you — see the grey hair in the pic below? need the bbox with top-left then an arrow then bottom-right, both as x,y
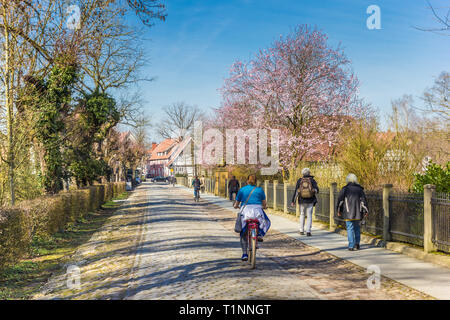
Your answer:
301,168 -> 311,176
346,173 -> 358,183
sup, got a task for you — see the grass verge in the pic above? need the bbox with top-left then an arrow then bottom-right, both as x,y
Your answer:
0,192 -> 129,300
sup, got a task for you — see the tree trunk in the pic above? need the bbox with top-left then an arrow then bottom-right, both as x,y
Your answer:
3,9 -> 15,205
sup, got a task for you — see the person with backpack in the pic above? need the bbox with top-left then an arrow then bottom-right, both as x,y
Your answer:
336,173 -> 369,251
291,168 -> 319,236
228,175 -> 240,201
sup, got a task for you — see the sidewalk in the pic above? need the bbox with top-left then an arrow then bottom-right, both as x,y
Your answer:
189,187 -> 450,300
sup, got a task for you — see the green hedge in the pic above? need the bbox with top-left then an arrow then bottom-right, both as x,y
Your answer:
0,182 -> 125,270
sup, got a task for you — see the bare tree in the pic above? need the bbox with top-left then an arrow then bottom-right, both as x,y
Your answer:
422,71 -> 449,122
0,0 -> 64,204
415,0 -> 450,35
157,102 -> 201,140
0,0 -> 166,203
125,0 -> 167,26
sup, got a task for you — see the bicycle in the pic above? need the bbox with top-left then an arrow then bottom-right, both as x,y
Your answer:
194,188 -> 200,202
245,219 -> 259,269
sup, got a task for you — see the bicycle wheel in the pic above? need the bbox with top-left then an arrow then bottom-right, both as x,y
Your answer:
246,230 -> 251,264
250,233 -> 257,269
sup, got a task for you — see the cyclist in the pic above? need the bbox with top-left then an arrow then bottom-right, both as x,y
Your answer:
233,174 -> 271,261
192,176 -> 202,199
172,175 -> 176,187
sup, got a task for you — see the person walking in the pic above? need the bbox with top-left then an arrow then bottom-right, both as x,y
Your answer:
291,168 -> 319,236
228,175 -> 240,202
200,175 -> 206,193
336,173 -> 369,251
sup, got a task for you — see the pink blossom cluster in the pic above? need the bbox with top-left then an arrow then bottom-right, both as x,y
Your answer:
213,25 -> 362,169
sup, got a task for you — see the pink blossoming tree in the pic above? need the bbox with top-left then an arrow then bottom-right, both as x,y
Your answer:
215,25 -> 364,171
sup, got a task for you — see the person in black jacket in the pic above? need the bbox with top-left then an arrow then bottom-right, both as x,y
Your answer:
291,168 -> 319,236
228,176 -> 240,201
336,173 -> 369,251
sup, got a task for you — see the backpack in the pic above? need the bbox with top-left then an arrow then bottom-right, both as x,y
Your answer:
193,179 -> 201,188
298,178 -> 314,198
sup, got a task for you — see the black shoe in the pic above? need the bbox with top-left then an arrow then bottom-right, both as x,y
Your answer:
306,232 -> 312,237
257,236 -> 264,242
355,244 -> 360,250
348,247 -> 355,251
299,231 -> 305,235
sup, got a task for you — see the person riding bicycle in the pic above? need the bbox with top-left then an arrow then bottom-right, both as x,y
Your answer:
233,174 -> 271,261
192,176 -> 202,199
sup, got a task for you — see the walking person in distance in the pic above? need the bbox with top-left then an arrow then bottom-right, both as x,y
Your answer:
291,168 -> 319,236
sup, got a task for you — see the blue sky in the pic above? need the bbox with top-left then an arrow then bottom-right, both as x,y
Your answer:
134,0 -> 449,138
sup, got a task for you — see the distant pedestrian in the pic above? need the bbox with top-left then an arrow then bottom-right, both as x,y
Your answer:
336,173 -> 369,251
291,168 -> 319,236
228,175 -> 240,201
200,175 -> 206,193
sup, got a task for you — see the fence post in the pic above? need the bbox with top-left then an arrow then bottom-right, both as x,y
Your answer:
264,180 -> 269,199
283,182 -> 288,213
424,184 -> 436,253
225,179 -> 228,199
273,180 -> 278,211
383,184 -> 393,243
329,182 -> 337,230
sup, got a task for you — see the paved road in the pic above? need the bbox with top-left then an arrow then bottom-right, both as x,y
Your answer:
125,183 -> 321,300
36,182 -> 434,299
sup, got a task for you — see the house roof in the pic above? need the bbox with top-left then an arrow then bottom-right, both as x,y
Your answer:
149,138 -> 179,161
